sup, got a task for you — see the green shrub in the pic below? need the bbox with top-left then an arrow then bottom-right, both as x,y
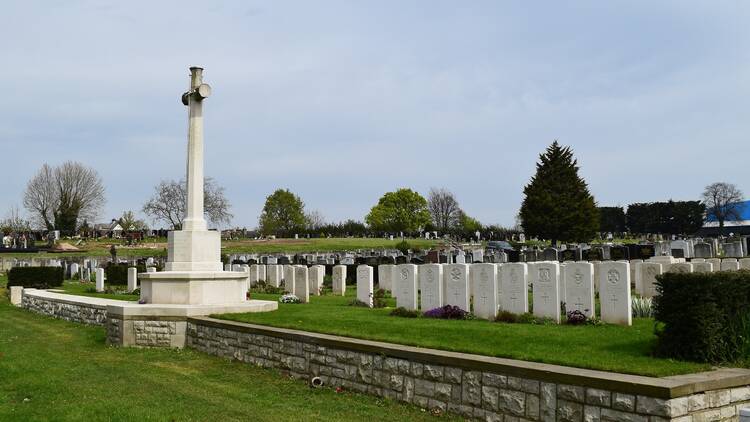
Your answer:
395,240 -> 410,255
250,280 -> 285,294
390,307 -> 420,318
105,264 -> 147,285
496,310 -> 519,323
373,288 -> 388,308
653,270 -> 750,363
7,267 -> 64,289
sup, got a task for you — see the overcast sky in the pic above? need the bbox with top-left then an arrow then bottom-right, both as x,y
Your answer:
1,1 -> 748,229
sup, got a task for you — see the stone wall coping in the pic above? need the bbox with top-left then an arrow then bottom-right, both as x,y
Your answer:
139,271 -> 248,280
23,288 -> 135,309
188,316 -> 750,399
107,300 -> 277,318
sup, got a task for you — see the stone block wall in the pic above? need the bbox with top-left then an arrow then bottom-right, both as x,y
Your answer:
107,317 -> 186,348
187,318 -> 750,422
22,293 -> 107,326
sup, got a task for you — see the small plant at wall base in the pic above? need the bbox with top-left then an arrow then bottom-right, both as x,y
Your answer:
565,310 -> 588,325
372,289 -> 387,308
389,307 -> 420,318
423,305 -> 472,320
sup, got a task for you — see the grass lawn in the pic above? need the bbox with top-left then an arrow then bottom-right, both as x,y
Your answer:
218,289 -> 711,377
0,296 -> 459,421
0,237 -> 440,259
55,281 -> 140,301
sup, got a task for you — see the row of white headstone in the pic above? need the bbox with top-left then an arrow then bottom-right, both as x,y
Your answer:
635,257 -> 750,298
367,262 -> 632,325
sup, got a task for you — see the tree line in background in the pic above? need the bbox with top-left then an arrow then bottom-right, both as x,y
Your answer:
9,150 -> 746,242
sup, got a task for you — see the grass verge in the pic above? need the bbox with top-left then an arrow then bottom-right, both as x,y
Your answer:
218,290 -> 711,377
0,295 -> 458,421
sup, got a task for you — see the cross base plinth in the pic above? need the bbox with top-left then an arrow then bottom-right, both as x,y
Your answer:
166,229 -> 223,272
139,271 -> 248,305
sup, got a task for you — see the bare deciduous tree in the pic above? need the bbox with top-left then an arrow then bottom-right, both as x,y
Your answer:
702,182 -> 744,234
23,164 -> 57,230
1,205 -> 32,233
23,161 -> 106,233
305,210 -> 326,231
427,187 -> 462,232
143,177 -> 233,229
119,210 -> 149,231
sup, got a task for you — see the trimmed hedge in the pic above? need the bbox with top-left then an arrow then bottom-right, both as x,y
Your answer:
653,270 -> 750,363
7,267 -> 64,289
105,264 -> 147,285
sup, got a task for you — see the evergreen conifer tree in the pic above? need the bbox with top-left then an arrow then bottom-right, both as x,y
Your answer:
519,141 -> 599,246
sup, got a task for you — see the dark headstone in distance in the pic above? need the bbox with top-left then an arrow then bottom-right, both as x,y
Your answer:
561,249 -> 577,262
637,245 -> 655,260
507,250 -> 520,263
439,254 -> 448,264
410,257 -> 425,265
542,248 -> 559,261
395,256 -> 408,264
627,244 -> 639,260
380,256 -> 395,265
248,258 -> 258,265
610,246 -> 629,261
426,250 -> 439,264
671,249 -> 685,259
588,248 -> 604,261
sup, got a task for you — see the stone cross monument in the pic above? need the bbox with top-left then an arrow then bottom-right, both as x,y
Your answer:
106,67 -> 276,348
138,67 -> 248,304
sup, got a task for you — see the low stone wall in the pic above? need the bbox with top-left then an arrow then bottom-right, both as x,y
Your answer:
187,317 -> 750,422
21,289 -> 108,326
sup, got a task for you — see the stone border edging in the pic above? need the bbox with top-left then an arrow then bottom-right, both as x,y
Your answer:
189,316 -> 750,399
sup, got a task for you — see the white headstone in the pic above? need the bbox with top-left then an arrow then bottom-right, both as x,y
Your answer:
146,267 -> 156,273
500,263 -> 528,315
721,259 -> 740,272
395,264 -> 418,310
257,264 -> 267,282
443,264 -> 470,311
266,265 -> 281,287
455,251 -> 466,264
127,267 -> 138,293
564,262 -> 594,318
529,262 -> 560,323
639,262 -> 663,298
332,265 -> 346,295
69,263 -> 79,279
706,258 -> 722,271
669,263 -> 693,274
739,258 -> 750,271
378,264 -> 395,292
248,264 -> 260,285
357,265 -> 374,307
284,265 -> 296,294
295,266 -> 309,303
9,286 -> 22,306
309,265 -> 325,295
599,262 -> 631,325
224,263 -> 232,271
471,263 -> 498,320
232,264 -> 242,272
693,262 -> 713,273
96,268 -> 105,292
419,264 -> 443,311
